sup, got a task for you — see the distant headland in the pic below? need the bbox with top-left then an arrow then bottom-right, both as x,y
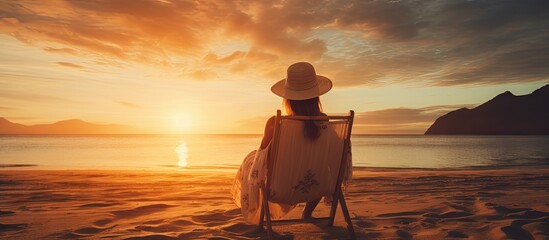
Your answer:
425,84 -> 549,135
0,118 -> 135,134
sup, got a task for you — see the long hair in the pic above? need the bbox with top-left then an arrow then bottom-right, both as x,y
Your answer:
283,97 -> 323,141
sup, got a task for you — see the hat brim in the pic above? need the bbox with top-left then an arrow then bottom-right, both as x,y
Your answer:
271,75 -> 332,100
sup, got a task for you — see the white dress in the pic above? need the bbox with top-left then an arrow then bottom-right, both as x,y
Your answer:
231,140 -> 352,224
231,144 -> 295,224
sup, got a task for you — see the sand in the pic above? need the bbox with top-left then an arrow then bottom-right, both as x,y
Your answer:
0,167 -> 548,239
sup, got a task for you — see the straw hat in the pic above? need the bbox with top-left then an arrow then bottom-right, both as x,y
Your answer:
271,62 -> 332,100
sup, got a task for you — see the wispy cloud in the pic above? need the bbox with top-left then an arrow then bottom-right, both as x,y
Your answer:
0,106 -> 18,110
0,90 -> 67,102
118,101 -> 141,109
1,0 -> 547,86
354,104 -> 476,134
43,47 -> 78,55
57,62 -> 85,69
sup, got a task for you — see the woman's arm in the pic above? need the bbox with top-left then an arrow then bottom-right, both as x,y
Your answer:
260,116 -> 275,150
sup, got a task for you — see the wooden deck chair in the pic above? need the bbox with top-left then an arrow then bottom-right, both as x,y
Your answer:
259,110 -> 355,239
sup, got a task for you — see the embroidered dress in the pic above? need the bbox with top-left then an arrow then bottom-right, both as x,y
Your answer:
231,121 -> 352,224
231,145 -> 294,224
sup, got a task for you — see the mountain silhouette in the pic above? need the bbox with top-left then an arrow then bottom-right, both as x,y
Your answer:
0,118 -> 136,134
425,84 -> 549,135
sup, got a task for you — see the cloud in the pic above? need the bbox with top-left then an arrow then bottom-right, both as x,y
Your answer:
203,51 -> 246,65
437,47 -> 549,86
1,0 -> 548,86
334,0 -> 425,40
57,62 -> 85,69
43,47 -> 78,55
353,104 -> 476,134
2,116 -> 36,121
187,69 -> 218,81
0,0 -> 203,63
0,90 -> 67,102
0,106 -> 18,110
233,104 -> 475,134
118,101 -> 141,109
223,1 -> 330,60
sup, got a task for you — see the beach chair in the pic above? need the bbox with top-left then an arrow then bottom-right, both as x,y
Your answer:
259,110 -> 355,239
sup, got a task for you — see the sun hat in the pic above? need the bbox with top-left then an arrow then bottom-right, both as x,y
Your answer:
271,62 -> 333,100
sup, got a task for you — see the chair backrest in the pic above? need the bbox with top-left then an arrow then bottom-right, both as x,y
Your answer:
267,110 -> 354,204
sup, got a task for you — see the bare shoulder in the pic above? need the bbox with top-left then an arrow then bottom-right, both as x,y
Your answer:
264,116 -> 275,134
260,116 -> 276,149
266,115 -> 275,126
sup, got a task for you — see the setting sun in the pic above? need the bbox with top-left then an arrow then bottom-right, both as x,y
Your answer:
173,115 -> 193,133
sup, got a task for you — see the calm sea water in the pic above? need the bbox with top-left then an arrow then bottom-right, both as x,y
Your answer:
0,135 -> 548,170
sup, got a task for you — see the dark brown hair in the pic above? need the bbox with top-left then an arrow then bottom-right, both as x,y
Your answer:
283,97 -> 323,140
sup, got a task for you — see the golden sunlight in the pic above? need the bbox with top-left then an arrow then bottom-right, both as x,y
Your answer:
174,115 -> 193,133
176,143 -> 189,167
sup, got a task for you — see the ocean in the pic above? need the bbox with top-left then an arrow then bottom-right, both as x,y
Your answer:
1,135 -> 548,170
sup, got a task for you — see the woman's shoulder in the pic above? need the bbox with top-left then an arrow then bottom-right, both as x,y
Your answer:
264,115 -> 276,132
260,116 -> 276,150
266,115 -> 275,125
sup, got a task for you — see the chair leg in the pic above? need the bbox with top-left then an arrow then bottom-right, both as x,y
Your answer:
262,200 -> 272,240
258,199 -> 265,231
261,183 -> 273,240
339,193 -> 356,239
328,192 -> 339,226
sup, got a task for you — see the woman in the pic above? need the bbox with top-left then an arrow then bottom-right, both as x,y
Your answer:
231,62 -> 350,224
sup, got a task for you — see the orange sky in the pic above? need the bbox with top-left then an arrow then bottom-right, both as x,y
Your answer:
1,0 -> 548,134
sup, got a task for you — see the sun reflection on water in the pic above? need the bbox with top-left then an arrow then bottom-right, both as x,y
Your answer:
176,142 -> 188,167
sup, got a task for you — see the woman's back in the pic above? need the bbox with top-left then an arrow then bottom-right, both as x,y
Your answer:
269,117 -> 347,204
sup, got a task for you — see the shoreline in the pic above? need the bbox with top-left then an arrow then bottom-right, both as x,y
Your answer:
2,163 -> 548,171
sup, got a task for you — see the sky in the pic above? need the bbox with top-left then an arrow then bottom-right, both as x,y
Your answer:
0,0 -> 548,134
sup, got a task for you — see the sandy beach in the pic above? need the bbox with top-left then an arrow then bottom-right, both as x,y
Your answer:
1,167 -> 548,240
